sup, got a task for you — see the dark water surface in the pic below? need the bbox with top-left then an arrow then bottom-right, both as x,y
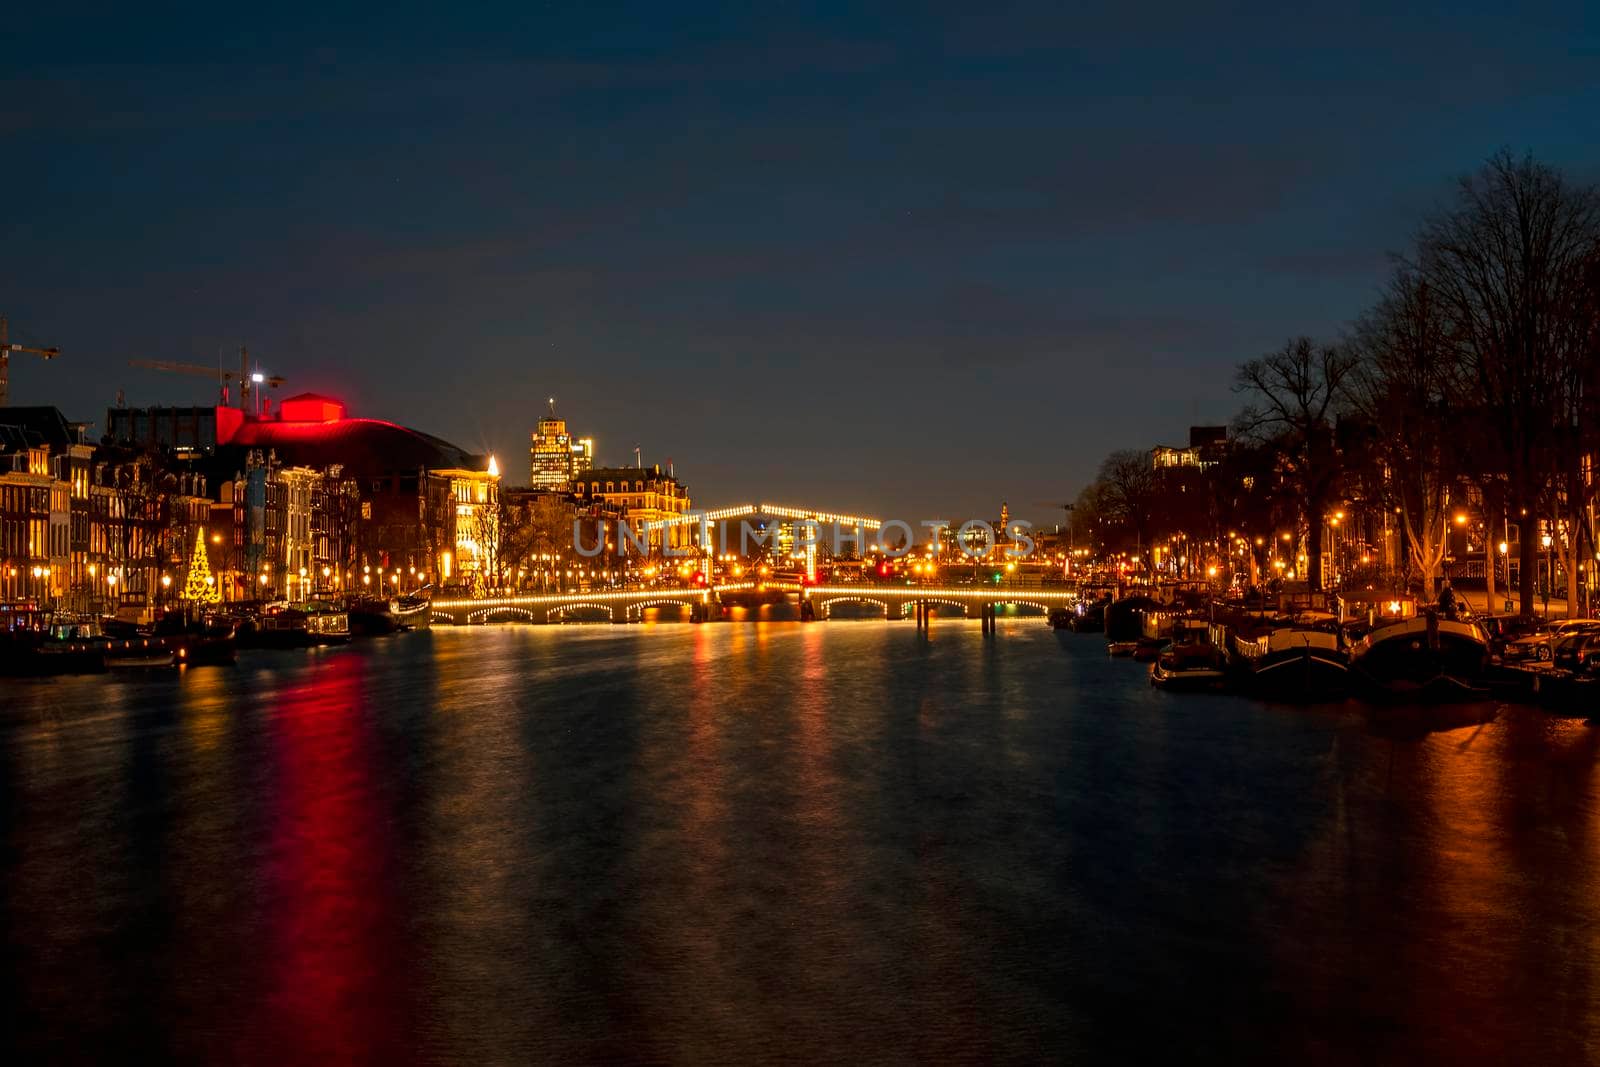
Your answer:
3,621 -> 1599,1064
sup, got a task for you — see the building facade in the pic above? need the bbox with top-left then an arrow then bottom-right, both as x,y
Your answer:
573,465 -> 692,552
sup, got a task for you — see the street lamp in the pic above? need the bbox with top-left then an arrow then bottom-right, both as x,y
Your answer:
1542,532 -> 1554,606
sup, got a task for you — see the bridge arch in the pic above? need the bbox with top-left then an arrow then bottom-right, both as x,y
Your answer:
989,600 -> 1053,618
814,596 -> 893,619
468,605 -> 541,625
625,598 -> 699,621
897,598 -> 972,618
549,602 -> 616,622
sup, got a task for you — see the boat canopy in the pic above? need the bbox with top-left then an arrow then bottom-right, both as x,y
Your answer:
1336,589 -> 1417,623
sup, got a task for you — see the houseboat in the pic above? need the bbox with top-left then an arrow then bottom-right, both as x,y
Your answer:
1344,591 -> 1489,700
1227,614 -> 1349,701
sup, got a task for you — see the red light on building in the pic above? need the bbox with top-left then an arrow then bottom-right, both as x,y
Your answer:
278,394 -> 347,423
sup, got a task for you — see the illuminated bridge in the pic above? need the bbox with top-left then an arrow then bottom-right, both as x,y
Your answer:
428,582 -> 1082,626
429,500 -> 1069,626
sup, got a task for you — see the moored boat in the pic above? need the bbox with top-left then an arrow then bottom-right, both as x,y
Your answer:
1,607 -> 113,675
1070,598 -> 1107,633
391,594 -> 432,630
348,593 -> 432,636
1105,595 -> 1158,656
1229,619 -> 1349,701
1150,636 -> 1228,691
240,602 -> 351,648
1349,611 -> 1490,701
154,613 -> 239,666
347,596 -> 402,636
104,637 -> 178,671
1134,606 -> 1179,661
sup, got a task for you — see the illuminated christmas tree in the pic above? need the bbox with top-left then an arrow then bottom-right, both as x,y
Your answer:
183,527 -> 220,604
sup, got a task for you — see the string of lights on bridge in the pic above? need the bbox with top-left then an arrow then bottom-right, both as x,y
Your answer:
640,503 -> 884,531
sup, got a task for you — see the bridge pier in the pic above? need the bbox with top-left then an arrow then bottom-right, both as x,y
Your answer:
980,602 -> 996,635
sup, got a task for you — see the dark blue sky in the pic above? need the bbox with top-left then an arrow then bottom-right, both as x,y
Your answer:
3,2 -> 1597,523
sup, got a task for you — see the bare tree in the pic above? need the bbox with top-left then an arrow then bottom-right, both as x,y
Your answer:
529,497 -> 576,590
1095,450 -> 1160,557
1234,337 -> 1358,591
1347,269 -> 1463,600
491,496 -> 540,591
1415,149 -> 1600,616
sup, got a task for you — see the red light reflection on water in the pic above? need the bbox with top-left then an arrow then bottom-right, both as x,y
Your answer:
240,653 -> 412,1062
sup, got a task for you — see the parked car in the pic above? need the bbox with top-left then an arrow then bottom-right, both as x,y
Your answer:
1501,622 -> 1555,663
1550,627 -> 1600,672
1505,619 -> 1600,664
1481,614 -> 1545,660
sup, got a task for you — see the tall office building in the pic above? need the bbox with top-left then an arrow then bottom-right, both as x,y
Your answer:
529,401 -> 592,491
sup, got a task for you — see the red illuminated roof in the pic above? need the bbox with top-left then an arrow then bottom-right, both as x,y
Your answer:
224,415 -> 482,476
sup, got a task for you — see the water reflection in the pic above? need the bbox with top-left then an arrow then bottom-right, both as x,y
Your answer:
2,625 -> 1599,1061
245,652 -> 414,1062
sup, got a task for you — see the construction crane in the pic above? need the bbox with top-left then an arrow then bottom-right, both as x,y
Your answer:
0,315 -> 62,407
127,347 -> 285,411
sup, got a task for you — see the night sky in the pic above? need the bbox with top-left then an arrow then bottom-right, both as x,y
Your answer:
3,2 -> 1596,525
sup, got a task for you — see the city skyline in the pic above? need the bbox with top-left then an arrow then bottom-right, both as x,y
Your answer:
4,3 -> 1598,524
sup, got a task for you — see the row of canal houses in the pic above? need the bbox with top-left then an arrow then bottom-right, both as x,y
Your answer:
0,394 -> 500,616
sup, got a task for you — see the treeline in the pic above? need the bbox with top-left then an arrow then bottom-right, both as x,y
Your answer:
1074,150 -> 1600,616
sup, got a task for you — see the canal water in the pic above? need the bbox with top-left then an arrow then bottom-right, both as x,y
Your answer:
2,620 -> 1598,1064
